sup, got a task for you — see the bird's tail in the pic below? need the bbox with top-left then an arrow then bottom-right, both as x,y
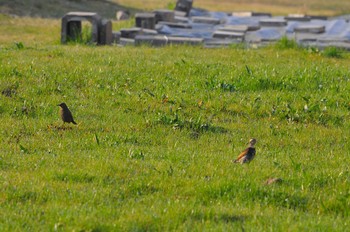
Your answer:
72,120 -> 77,125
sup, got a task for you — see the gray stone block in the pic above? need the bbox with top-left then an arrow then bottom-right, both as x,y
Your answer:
191,16 -> 221,24
61,12 -> 102,44
174,10 -> 187,17
310,15 -> 328,20
120,27 -> 158,39
294,25 -> 326,34
135,13 -> 156,29
119,38 -> 135,46
259,18 -> 287,27
153,9 -> 175,23
112,31 -> 121,44
135,35 -> 203,46
217,25 -> 260,32
99,19 -> 113,45
285,14 -> 311,22
204,39 -> 243,48
232,12 -> 271,17
212,30 -> 244,40
295,34 -> 319,42
157,21 -> 192,28
174,16 -> 189,23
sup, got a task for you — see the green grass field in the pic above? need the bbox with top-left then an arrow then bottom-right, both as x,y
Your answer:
1,7 -> 350,231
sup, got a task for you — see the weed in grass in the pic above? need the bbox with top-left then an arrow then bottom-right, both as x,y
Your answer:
275,36 -> 299,50
14,41 -> 24,50
322,46 -> 344,58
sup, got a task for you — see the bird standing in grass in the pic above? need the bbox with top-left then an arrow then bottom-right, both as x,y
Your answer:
58,102 -> 77,125
233,138 -> 257,164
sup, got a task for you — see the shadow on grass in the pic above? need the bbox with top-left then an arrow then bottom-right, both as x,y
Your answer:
249,189 -> 309,211
47,124 -> 75,131
191,212 -> 246,223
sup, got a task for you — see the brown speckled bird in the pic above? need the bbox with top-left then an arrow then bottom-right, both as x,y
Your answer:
233,138 -> 257,164
58,102 -> 77,125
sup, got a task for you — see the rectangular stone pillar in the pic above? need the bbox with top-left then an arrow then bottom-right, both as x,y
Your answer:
175,0 -> 193,16
99,19 -> 113,45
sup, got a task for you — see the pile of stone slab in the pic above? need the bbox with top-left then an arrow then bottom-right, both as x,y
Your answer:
61,0 -> 350,49
114,0 -> 350,49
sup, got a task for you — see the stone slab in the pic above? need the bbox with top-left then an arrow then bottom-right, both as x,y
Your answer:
285,14 -> 311,22
135,35 -> 203,46
120,27 -> 158,39
174,16 -> 189,23
174,10 -> 187,17
135,13 -> 156,29
310,15 -> 328,20
217,24 -> 260,32
204,39 -> 243,48
294,25 -> 326,34
157,21 -> 192,29
232,12 -> 271,17
212,30 -> 244,40
119,38 -> 135,46
259,18 -> 287,27
245,28 -> 285,42
153,9 -> 175,23
112,31 -> 120,44
191,16 -> 221,24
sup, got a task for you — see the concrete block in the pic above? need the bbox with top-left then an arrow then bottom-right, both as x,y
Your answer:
294,25 -> 326,34
157,21 -> 192,28
191,16 -> 221,24
212,30 -> 244,40
174,16 -> 189,23
61,12 -> 102,44
153,9 -> 175,23
119,38 -> 135,46
232,12 -> 271,17
259,18 -> 287,27
135,13 -> 156,29
285,14 -> 311,22
310,15 -> 328,20
217,25 -> 260,32
204,39 -> 243,48
120,27 -> 158,39
112,31 -> 121,44
135,35 -> 203,46
99,19 -> 113,45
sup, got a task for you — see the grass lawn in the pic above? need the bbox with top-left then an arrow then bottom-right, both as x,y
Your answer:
1,11 -> 350,231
